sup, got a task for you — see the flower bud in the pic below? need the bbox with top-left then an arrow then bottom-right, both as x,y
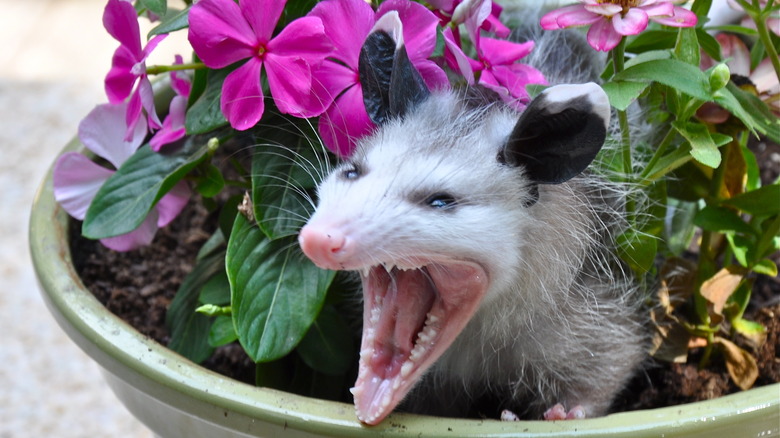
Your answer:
709,64 -> 731,92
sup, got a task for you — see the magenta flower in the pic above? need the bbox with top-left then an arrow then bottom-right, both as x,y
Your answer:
103,0 -> 166,139
428,0 -> 510,38
188,0 -> 333,131
540,0 -> 698,52
53,103 -> 190,252
444,28 -> 547,109
309,0 -> 448,156
149,55 -> 191,151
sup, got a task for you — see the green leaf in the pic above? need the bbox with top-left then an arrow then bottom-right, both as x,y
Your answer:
642,142 -> 694,185
674,27 -> 700,67
694,205 -> 756,235
197,228 -> 226,261
227,214 -> 336,362
613,58 -> 712,101
696,28 -> 721,62
626,30 -> 678,53
185,67 -> 230,135
624,50 -> 671,69
755,216 -> 780,260
721,185 -> 780,215
715,83 -> 780,143
732,318 -> 765,337
148,5 -> 190,37
208,315 -> 239,348
617,230 -> 658,274
140,0 -> 166,17
726,233 -> 752,267
601,80 -> 649,111
198,269 -> 231,305
666,198 -> 698,255
690,0 -> 712,16
195,163 -> 225,197
741,145 -> 761,192
166,250 -> 225,363
703,25 -> 758,36
83,139 -> 211,239
752,259 -> 778,276
296,305 -> 355,376
187,54 -> 207,106
252,128 -> 324,240
431,25 -> 446,58
672,121 -> 723,168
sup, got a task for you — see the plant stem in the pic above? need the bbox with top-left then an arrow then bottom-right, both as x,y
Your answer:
146,62 -> 208,75
640,126 -> 677,181
751,0 -> 780,83
611,38 -> 635,217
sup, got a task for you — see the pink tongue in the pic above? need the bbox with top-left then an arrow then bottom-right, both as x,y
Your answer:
354,263 -> 488,425
356,269 -> 434,419
370,269 -> 434,378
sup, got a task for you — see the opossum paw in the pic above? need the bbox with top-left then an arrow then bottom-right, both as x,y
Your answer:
500,409 -> 521,421
543,404 -> 586,420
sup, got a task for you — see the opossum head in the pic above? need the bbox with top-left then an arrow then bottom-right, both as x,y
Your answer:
298,25 -> 610,425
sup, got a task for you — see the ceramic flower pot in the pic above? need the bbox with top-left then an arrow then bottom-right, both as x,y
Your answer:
30,138 -> 780,438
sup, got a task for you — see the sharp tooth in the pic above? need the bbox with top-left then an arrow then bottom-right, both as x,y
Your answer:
426,313 -> 439,324
381,393 -> 392,410
401,361 -> 413,378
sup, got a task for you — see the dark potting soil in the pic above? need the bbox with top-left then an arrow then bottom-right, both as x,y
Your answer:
68,140 -> 780,417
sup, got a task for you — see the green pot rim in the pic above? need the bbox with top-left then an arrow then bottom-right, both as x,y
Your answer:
29,137 -> 780,438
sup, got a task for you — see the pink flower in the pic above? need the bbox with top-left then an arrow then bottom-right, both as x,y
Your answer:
149,55 -> 191,151
53,103 -> 190,252
428,0 -> 510,38
103,0 -> 167,139
188,0 -> 333,131
309,0 -> 448,156
443,28 -> 547,109
540,0 -> 698,52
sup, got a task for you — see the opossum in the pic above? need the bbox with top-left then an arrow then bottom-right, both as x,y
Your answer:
298,18 -> 648,426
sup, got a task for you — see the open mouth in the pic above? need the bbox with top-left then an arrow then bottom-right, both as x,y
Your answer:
351,260 -> 489,425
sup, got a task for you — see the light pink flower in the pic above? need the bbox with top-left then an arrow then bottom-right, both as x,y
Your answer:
309,0 -> 448,156
443,28 -> 547,109
149,55 -> 191,151
188,0 -> 333,131
103,0 -> 166,139
428,0 -> 510,38
540,0 -> 698,52
53,103 -> 190,252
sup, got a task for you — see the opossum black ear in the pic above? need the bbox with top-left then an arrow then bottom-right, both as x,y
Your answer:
359,14 -> 430,126
501,83 -> 611,185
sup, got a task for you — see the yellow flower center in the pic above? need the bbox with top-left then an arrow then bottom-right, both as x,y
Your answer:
600,0 -> 640,14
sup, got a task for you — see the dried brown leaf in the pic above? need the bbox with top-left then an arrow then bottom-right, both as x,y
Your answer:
700,266 -> 746,318
715,337 -> 759,390
658,257 -> 697,312
723,142 -> 747,198
650,320 -> 691,363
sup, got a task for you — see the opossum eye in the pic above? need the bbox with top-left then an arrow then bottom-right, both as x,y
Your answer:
425,193 -> 458,210
341,163 -> 362,180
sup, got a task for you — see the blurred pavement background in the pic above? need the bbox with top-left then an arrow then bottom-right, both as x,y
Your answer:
1,1 -> 187,436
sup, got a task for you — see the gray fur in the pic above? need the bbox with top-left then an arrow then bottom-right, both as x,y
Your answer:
312,29 -> 649,419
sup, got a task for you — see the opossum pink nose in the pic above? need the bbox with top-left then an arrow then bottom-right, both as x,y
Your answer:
298,225 -> 349,270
